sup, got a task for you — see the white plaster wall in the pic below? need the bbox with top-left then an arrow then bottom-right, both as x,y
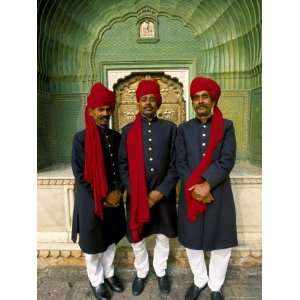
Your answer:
37,164 -> 261,254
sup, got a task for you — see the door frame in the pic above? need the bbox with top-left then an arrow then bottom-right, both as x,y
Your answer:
99,59 -> 197,121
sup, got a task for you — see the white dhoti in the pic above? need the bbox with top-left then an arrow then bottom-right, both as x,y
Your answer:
84,243 -> 116,287
185,247 -> 232,291
131,234 -> 170,278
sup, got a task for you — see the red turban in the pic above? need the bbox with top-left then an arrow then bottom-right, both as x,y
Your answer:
185,76 -> 224,222
84,82 -> 115,220
190,76 -> 221,102
87,82 -> 115,109
136,80 -> 162,107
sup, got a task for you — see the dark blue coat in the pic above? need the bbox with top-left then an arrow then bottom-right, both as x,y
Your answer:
176,117 -> 238,250
118,116 -> 178,243
71,127 -> 126,254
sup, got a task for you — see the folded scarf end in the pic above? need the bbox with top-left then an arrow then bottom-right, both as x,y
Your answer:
131,229 -> 141,243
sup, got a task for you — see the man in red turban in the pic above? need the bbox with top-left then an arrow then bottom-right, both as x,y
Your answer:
118,79 -> 178,296
71,82 -> 126,300
176,76 -> 237,300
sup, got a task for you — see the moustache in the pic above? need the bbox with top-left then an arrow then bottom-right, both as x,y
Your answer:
196,104 -> 209,109
99,116 -> 110,121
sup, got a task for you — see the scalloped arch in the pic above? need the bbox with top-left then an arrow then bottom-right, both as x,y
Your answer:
90,8 -> 199,75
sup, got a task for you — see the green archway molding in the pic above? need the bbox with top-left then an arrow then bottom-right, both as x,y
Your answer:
37,0 -> 261,168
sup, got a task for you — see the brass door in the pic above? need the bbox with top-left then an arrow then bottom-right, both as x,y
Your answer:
113,72 -> 186,131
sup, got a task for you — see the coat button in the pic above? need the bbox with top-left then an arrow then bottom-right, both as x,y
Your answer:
148,147 -> 152,151
110,153 -> 113,157
148,138 -> 152,142
202,153 -> 206,157
150,168 -> 155,172
148,122 -> 151,126
148,129 -> 152,133
202,142 -> 206,146
202,133 -> 206,137
113,172 -> 116,176
149,157 -> 153,161
202,125 -> 206,128
108,144 -> 112,147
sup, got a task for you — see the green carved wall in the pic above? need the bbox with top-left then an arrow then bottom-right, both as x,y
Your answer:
249,87 -> 262,166
37,0 -> 261,168
37,92 -> 51,168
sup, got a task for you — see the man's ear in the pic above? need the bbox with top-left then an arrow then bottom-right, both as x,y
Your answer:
87,107 -> 93,117
211,101 -> 216,114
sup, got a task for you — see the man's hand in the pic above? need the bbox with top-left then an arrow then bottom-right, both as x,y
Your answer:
148,190 -> 164,208
188,181 -> 211,202
104,190 -> 123,207
195,191 -> 214,204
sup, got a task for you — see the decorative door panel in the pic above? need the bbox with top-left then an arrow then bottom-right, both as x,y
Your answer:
113,72 -> 186,131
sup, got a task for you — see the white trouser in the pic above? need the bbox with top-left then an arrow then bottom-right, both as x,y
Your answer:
131,234 -> 170,278
84,243 -> 116,287
185,247 -> 232,292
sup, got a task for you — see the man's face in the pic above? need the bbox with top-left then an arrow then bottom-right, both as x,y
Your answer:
88,105 -> 113,127
138,94 -> 158,119
191,90 -> 215,118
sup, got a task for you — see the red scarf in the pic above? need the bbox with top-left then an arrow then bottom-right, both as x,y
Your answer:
84,108 -> 108,220
184,106 -> 224,222
127,113 -> 150,241
83,82 -> 115,220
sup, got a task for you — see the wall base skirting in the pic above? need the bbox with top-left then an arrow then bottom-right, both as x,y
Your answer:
37,243 -> 261,268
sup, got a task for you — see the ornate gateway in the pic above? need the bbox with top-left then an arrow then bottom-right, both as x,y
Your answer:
112,72 -> 186,131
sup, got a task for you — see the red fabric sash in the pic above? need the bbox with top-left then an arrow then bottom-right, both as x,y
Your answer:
184,106 -> 224,222
127,113 -> 150,242
84,108 -> 108,220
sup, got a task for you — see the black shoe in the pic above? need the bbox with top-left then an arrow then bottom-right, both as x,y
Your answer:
104,275 -> 124,293
211,291 -> 224,300
156,274 -> 170,294
185,283 -> 207,300
132,275 -> 148,296
89,282 -> 111,300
